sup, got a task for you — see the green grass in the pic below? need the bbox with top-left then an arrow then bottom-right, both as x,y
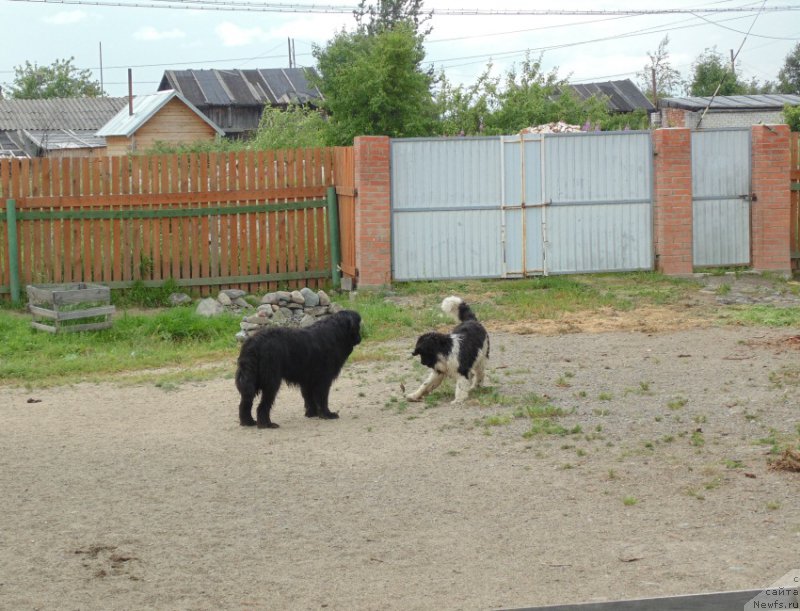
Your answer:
0,308 -> 240,386
1,271 -> 797,386
725,305 -> 800,327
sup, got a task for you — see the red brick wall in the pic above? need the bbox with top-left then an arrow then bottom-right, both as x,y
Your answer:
663,108 -> 687,128
653,128 -> 693,275
353,136 -> 392,287
751,124 -> 791,273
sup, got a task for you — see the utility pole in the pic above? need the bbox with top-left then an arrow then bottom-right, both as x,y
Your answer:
651,67 -> 657,105
730,49 -> 735,76
99,42 -> 104,94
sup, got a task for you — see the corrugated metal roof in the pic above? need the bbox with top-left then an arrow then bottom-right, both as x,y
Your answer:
24,129 -> 106,150
158,68 -> 324,107
0,97 -> 128,130
660,94 -> 800,111
96,89 -> 224,137
566,79 -> 655,113
0,130 -> 28,158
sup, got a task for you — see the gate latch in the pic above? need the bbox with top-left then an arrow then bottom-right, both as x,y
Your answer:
739,193 -> 757,202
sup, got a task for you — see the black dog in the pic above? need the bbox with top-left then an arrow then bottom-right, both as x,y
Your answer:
235,310 -> 362,428
406,296 -> 489,404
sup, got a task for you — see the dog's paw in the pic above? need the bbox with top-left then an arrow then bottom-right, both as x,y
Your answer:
319,411 -> 340,420
406,394 -> 422,403
257,422 -> 280,429
240,419 -> 257,427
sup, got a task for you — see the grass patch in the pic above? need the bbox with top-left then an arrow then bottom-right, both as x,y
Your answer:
0,308 -> 239,386
725,305 -> 800,327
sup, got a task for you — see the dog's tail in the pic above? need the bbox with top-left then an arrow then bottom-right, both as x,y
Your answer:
441,295 -> 478,323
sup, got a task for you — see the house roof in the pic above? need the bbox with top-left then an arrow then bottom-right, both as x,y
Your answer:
659,94 -> 800,111
0,96 -> 128,130
24,129 -> 107,151
565,79 -> 655,113
96,89 -> 224,138
158,68 -> 324,107
0,130 -> 27,158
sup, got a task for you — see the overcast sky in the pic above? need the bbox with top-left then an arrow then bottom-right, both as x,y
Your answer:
1,0 -> 798,98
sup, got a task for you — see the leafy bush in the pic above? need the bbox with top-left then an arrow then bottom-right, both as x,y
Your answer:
783,104 -> 800,132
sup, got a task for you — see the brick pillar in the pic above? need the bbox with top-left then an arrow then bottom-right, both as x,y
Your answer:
750,124 -> 791,274
353,136 -> 392,287
653,128 -> 694,275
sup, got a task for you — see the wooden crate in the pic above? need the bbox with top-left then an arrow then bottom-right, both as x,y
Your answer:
26,283 -> 115,333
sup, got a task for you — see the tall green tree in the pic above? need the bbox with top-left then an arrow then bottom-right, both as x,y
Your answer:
354,0 -> 432,36
313,21 -> 436,144
688,47 -> 749,96
777,42 -> 800,94
8,57 -> 104,99
636,35 -> 684,103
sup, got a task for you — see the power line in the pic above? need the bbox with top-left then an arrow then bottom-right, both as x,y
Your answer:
697,0 -> 769,126
4,0 -> 800,14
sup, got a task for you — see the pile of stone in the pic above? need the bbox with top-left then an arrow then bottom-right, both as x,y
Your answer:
193,289 -> 253,317
236,288 -> 342,342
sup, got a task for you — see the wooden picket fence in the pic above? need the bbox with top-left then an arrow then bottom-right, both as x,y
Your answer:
0,148 -> 351,298
334,146 -> 357,283
792,132 -> 800,268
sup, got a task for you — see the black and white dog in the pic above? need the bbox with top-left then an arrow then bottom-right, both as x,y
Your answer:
406,296 -> 489,404
235,310 -> 362,429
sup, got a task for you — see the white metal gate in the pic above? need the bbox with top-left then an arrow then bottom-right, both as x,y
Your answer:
391,132 -> 654,281
691,129 -> 752,267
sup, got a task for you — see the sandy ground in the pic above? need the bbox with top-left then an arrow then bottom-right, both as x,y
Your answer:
3,293 -> 800,611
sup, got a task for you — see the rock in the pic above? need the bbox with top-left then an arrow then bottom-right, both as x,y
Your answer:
233,297 -> 252,309
256,305 -> 273,317
168,292 -> 192,306
273,309 -> 290,323
304,305 -> 329,317
317,290 -> 331,306
222,289 -> 246,299
243,315 -> 270,325
300,287 -> 320,307
235,330 -> 249,343
262,292 -> 279,305
197,297 -> 224,317
290,290 -> 305,304
299,314 -> 317,327
328,302 -> 343,314
217,292 -> 232,306
240,321 -> 263,331
276,291 -> 292,302
286,302 -> 303,310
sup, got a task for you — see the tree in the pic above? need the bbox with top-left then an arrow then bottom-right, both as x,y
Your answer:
313,21 -> 437,144
777,42 -> 800,94
434,53 -> 618,136
688,47 -> 750,96
637,35 -> 684,103
8,57 -> 104,99
354,0 -> 432,36
250,104 -> 327,150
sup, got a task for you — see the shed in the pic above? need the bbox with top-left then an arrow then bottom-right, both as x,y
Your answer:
657,94 -> 800,128
96,90 -> 224,155
0,96 -> 128,158
158,68 -> 324,138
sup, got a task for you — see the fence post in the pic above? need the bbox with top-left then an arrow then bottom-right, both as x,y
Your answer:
5,199 -> 20,303
326,186 -> 342,289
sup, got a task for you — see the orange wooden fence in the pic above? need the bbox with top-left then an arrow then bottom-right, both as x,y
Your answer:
0,148 -> 351,297
791,132 -> 800,268
334,146 -> 357,283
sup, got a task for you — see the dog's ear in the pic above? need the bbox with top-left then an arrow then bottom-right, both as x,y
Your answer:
345,310 -> 362,345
